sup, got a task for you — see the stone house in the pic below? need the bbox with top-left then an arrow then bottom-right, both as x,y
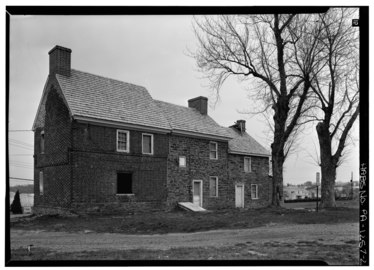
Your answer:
32,45 -> 272,213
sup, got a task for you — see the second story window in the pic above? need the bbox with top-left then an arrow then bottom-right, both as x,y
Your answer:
40,130 -> 45,154
269,157 -> 273,176
244,157 -> 252,172
142,133 -> 154,155
209,142 -> 218,160
117,130 -> 130,152
179,156 -> 186,167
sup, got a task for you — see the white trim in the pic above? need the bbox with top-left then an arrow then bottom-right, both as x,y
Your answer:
116,129 -> 130,153
179,156 -> 187,167
74,115 -> 170,134
209,176 -> 218,197
209,141 -> 218,160
229,150 -> 271,157
172,129 -> 231,142
244,157 -> 252,173
251,184 -> 259,200
192,180 -> 203,207
142,133 -> 154,155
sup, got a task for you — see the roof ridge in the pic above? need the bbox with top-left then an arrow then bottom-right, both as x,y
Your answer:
71,69 -> 146,90
154,99 -> 189,109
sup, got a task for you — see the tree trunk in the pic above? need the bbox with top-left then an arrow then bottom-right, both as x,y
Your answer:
271,98 -> 288,206
271,150 -> 284,206
316,122 -> 337,208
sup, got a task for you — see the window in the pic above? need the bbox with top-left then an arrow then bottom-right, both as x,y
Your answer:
39,171 -> 44,195
40,130 -> 45,153
209,176 -> 218,197
117,173 -> 133,194
244,157 -> 252,172
209,142 -> 218,160
251,184 -> 258,199
142,133 -> 154,155
179,156 -> 186,167
269,157 -> 273,176
117,130 -> 130,152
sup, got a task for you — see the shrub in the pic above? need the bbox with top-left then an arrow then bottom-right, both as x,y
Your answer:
10,190 -> 23,214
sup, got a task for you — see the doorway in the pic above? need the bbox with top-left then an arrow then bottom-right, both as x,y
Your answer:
235,184 -> 245,208
192,180 -> 203,207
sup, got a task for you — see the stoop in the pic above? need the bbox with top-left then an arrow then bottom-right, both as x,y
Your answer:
178,202 -> 206,212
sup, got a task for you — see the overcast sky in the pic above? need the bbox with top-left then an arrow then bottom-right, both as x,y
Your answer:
8,14 -> 360,186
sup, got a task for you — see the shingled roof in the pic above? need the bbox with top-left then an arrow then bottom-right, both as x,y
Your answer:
155,100 -> 232,140
225,127 -> 270,157
55,69 -> 171,131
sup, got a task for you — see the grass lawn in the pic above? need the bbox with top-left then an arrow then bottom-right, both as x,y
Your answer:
11,205 -> 359,235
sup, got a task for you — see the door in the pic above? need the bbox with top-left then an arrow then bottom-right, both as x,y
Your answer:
235,184 -> 244,208
192,180 -> 203,207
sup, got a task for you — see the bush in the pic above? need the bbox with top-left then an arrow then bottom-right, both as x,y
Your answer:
10,190 -> 23,214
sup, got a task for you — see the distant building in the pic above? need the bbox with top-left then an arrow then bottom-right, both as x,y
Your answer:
283,185 -> 312,200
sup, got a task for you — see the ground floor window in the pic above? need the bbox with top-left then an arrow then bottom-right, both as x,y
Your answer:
117,173 -> 133,194
251,184 -> 258,199
39,171 -> 44,195
209,176 -> 218,197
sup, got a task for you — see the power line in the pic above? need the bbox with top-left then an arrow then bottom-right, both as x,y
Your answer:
9,177 -> 34,182
9,139 -> 33,147
8,130 -> 32,132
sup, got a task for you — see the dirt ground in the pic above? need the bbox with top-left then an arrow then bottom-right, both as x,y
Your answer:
10,223 -> 359,264
9,206 -> 360,265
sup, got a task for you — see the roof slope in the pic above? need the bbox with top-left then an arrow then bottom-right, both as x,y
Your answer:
56,69 -> 171,130
155,100 -> 232,139
225,127 -> 270,156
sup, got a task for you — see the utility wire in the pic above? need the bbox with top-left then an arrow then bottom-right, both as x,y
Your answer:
9,177 -> 34,182
8,130 -> 32,132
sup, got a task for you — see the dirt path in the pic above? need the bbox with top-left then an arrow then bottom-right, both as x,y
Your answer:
11,222 -> 358,253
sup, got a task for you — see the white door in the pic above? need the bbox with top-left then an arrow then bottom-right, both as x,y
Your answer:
235,184 -> 244,208
192,180 -> 203,207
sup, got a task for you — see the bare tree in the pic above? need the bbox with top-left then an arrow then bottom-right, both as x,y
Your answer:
310,8 -> 360,208
192,14 -> 324,205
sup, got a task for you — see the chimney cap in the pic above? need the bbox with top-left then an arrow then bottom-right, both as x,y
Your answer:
48,45 -> 72,55
188,96 -> 208,102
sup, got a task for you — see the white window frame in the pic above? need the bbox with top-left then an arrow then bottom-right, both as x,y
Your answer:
116,129 -> 130,153
209,141 -> 218,160
179,156 -> 186,167
244,157 -> 252,173
251,184 -> 258,200
142,133 -> 154,155
209,176 -> 218,197
39,171 -> 44,195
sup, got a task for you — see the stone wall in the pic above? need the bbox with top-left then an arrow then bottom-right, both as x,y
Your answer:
166,135 -> 231,209
228,154 -> 272,208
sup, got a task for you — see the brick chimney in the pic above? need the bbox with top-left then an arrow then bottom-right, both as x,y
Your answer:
188,96 -> 208,115
236,120 -> 246,133
48,45 -> 72,77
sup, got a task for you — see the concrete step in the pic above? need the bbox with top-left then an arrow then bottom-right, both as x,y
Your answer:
178,202 -> 206,212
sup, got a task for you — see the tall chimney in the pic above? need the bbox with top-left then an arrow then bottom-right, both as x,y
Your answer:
48,45 -> 72,77
236,120 -> 246,133
188,96 -> 208,115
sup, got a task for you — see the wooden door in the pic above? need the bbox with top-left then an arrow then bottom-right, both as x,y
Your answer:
235,184 -> 244,208
193,180 -> 203,207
